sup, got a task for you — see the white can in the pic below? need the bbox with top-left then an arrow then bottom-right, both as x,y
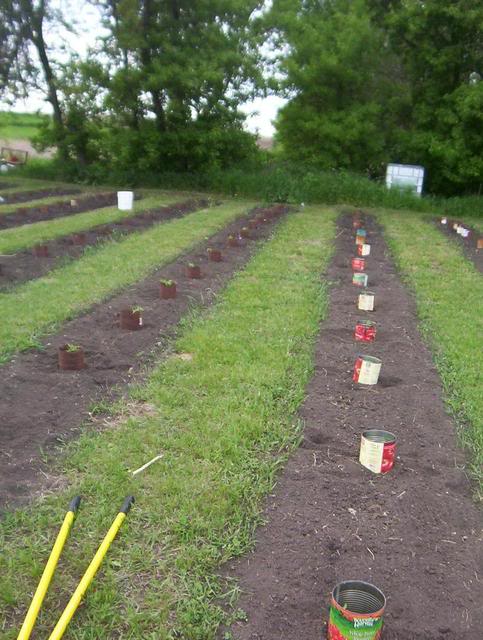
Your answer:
462,229 -> 470,238
358,290 -> 375,311
353,355 -> 382,385
117,191 -> 134,210
441,217 -> 447,224
361,244 -> 371,256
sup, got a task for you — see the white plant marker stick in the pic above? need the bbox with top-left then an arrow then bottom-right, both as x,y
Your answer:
131,454 -> 164,476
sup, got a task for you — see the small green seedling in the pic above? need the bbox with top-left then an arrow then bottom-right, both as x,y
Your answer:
160,278 -> 174,286
131,305 -> 144,314
65,343 -> 81,353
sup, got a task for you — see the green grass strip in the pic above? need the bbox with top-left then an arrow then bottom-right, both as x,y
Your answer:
0,206 -> 336,639
0,200 -> 252,363
0,194 -> 184,254
378,210 -> 483,490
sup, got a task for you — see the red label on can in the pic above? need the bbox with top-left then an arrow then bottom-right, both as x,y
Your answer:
353,357 -> 363,382
352,257 -> 365,272
354,322 -> 376,342
381,442 -> 396,473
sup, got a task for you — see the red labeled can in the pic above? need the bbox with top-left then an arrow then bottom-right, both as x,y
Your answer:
354,320 -> 376,342
359,430 -> 396,474
352,257 -> 365,272
328,580 -> 386,640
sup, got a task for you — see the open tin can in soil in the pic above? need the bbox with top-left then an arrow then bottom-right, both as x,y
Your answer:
328,580 -> 386,640
353,355 -> 382,385
207,248 -> 222,262
353,272 -> 368,287
357,243 -> 371,257
120,308 -> 143,330
33,244 -> 49,257
358,290 -> 375,311
70,233 -> 87,246
58,345 -> 85,371
352,257 -> 365,272
354,320 -> 376,342
356,228 -> 367,238
477,238 -> 483,249
160,282 -> 176,299
240,227 -> 250,238
186,264 -> 201,279
360,429 -> 396,474
227,236 -> 239,247
441,217 -> 447,224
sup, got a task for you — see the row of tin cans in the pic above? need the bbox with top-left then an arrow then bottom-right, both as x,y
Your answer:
325,217 -> 389,640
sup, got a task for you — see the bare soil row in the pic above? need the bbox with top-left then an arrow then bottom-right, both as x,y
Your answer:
0,204 -> 290,511
0,187 -> 81,206
0,198 -> 209,289
221,213 -> 482,640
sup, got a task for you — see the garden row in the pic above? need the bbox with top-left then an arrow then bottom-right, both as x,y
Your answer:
0,196 -> 211,289
0,202 -> 289,508
0,203 -> 330,639
436,216 -> 483,273
221,209 -> 482,640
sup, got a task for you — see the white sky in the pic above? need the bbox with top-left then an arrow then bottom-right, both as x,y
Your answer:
11,0 -> 286,138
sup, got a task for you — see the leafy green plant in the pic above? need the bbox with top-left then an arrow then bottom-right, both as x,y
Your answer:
65,343 -> 81,353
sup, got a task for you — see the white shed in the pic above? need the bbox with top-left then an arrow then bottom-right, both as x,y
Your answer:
386,164 -> 425,197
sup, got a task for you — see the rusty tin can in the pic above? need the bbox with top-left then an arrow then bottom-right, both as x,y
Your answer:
328,580 -> 386,640
353,355 -> 382,385
354,320 -> 376,342
358,290 -> 375,311
359,430 -> 396,474
352,257 -> 365,272
353,273 -> 368,287
357,243 -> 371,256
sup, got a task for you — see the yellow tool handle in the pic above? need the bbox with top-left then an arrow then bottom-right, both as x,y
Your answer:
17,497 -> 81,640
47,496 -> 134,640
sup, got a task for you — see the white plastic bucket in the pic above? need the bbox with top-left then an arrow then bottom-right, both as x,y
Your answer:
117,191 -> 134,210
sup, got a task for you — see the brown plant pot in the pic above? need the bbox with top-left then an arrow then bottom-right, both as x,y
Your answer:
477,238 -> 483,249
248,219 -> 258,229
58,345 -> 85,370
240,228 -> 250,239
40,206 -> 49,214
71,233 -> 87,246
17,207 -> 28,215
160,282 -> 177,299
33,245 -> 49,257
227,236 -> 239,248
208,249 -> 222,262
120,308 -> 143,330
186,265 -> 201,279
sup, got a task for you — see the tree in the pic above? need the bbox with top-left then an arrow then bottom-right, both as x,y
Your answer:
270,0 -> 405,175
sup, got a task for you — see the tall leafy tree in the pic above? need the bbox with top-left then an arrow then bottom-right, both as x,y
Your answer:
270,0 -> 404,175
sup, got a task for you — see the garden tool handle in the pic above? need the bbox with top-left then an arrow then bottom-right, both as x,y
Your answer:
17,497 -> 81,640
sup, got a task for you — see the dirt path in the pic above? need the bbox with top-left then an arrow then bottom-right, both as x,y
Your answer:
221,213 -> 482,640
0,206 -> 289,511
435,218 -> 483,274
0,198 -> 208,289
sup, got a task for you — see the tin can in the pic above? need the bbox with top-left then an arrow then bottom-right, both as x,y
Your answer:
328,580 -> 386,640
356,229 -> 366,238
353,219 -> 362,229
441,217 -> 447,224
452,222 -> 458,231
358,290 -> 375,311
354,320 -> 376,342
355,235 -> 365,246
359,430 -> 396,474
353,273 -> 368,287
352,257 -> 365,272
353,355 -> 382,385
357,243 -> 371,256
477,238 -> 483,249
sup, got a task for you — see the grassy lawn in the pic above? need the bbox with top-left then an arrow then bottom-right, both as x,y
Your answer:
0,199 -> 253,364
378,210 -> 483,492
0,205 -> 335,639
0,111 -> 48,140
0,194 -> 186,254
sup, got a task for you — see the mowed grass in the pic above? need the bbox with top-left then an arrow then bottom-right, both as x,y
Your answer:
0,206 -> 336,639
379,211 -> 483,492
0,194 -> 185,254
0,200 -> 253,363
0,111 -> 48,140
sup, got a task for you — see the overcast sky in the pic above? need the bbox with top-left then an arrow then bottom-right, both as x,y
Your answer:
12,0 -> 286,138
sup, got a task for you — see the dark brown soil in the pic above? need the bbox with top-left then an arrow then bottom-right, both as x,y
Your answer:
435,218 -> 483,274
0,187 -> 80,205
0,205 -> 290,511
0,182 -> 14,191
0,191 -> 124,230
0,198 -> 210,290
221,213 -> 482,640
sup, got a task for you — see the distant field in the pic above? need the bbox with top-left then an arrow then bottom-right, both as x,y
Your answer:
0,111 -> 49,140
